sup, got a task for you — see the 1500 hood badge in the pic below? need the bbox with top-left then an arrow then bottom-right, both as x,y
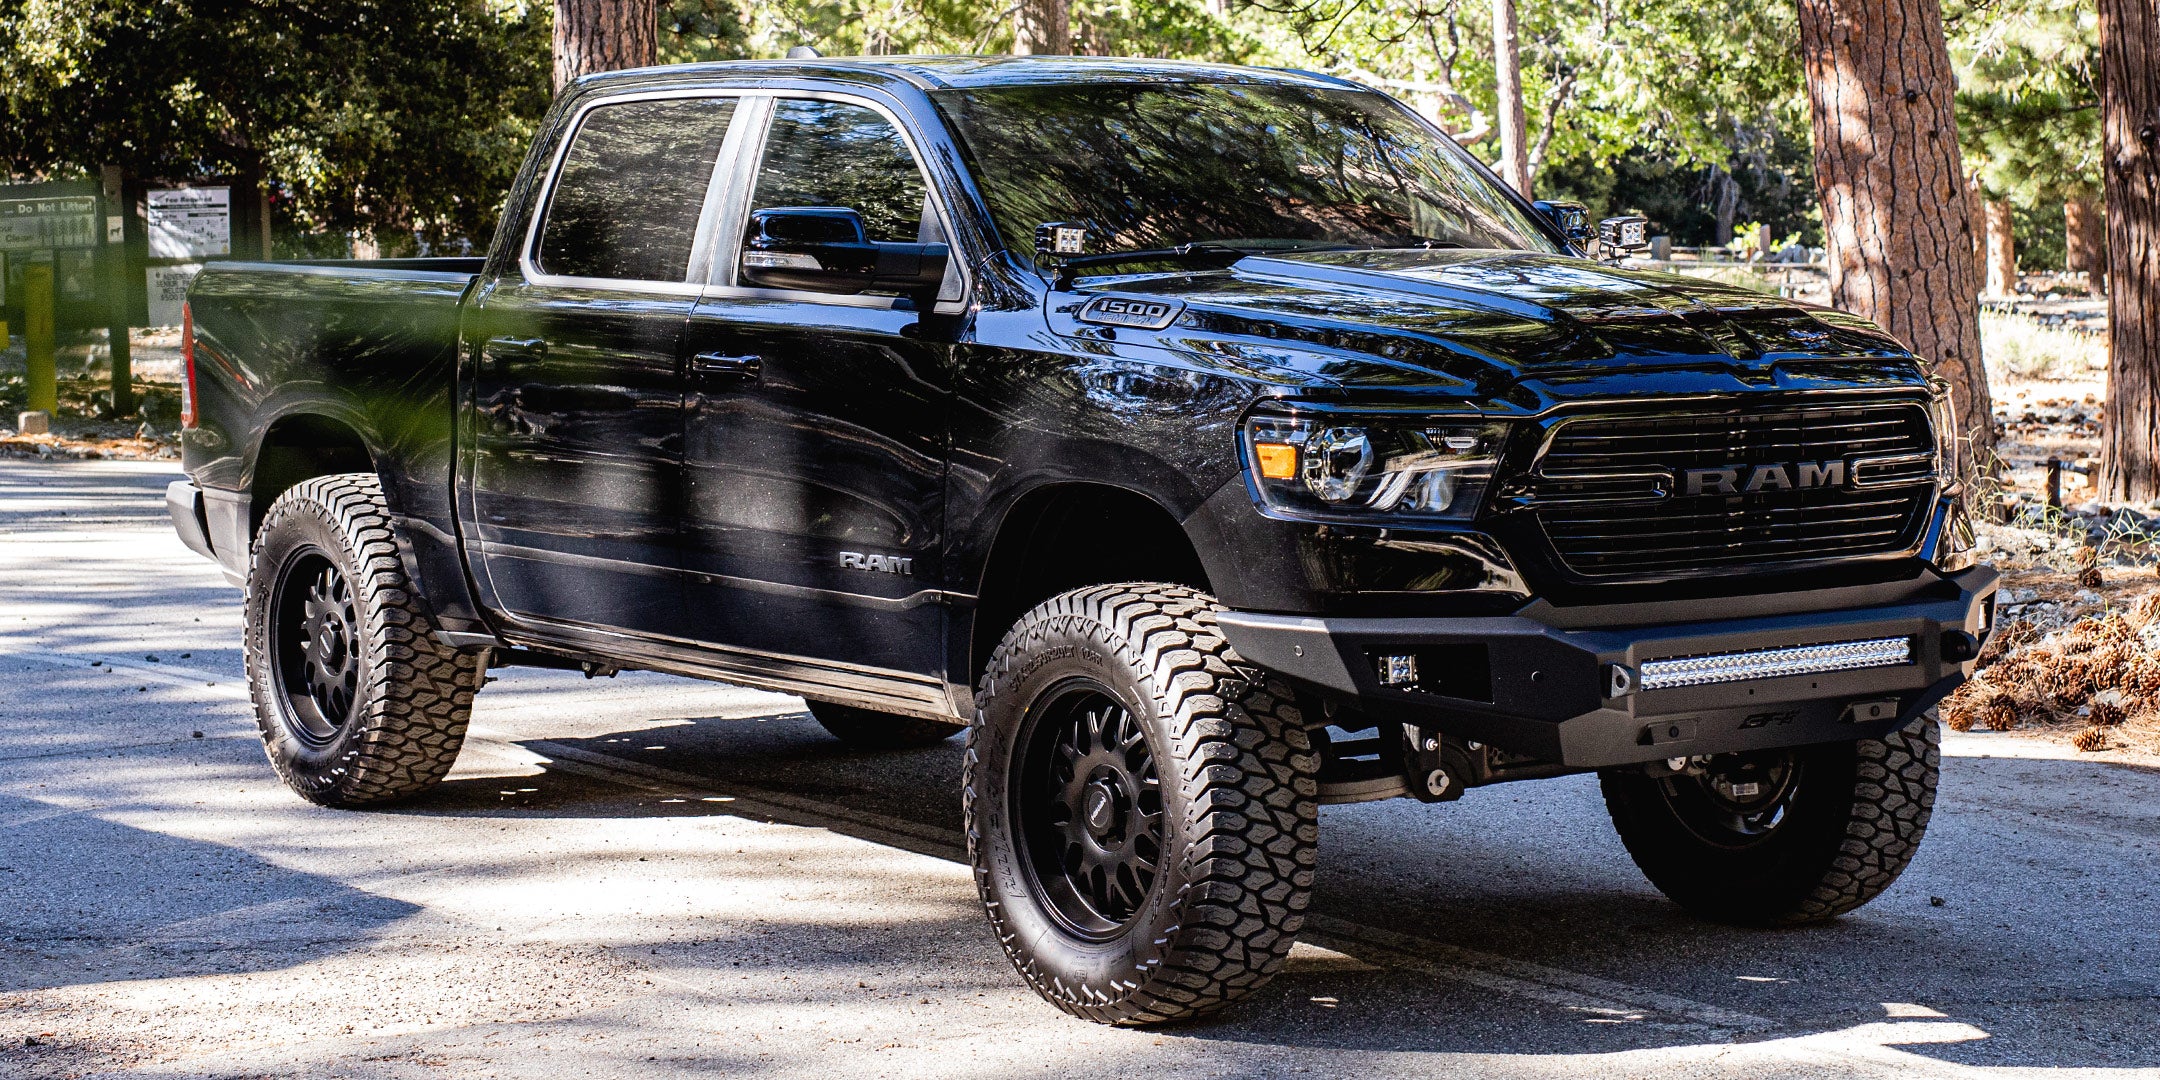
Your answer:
1078,295 -> 1184,330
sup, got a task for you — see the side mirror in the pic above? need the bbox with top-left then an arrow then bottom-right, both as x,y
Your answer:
1532,200 -> 1590,248
739,207 -> 949,299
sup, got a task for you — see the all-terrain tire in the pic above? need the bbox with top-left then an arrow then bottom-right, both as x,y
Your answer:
807,699 -> 963,748
244,473 -> 482,807
965,583 -> 1320,1026
1600,711 -> 1940,926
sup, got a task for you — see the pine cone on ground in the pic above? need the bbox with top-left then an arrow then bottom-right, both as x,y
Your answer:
2123,655 -> 2160,696
2084,644 -> 2133,690
2073,726 -> 2109,752
2090,697 -> 2130,727
2130,592 -> 2160,629
1943,695 -> 1978,732
1982,692 -> 2023,731
1978,619 -> 2036,665
2088,614 -> 2136,646
2075,547 -> 2103,589
1986,656 -> 2038,689
2042,656 -> 2095,706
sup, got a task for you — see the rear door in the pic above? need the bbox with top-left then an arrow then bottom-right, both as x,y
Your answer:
463,93 -> 743,639
673,94 -> 963,692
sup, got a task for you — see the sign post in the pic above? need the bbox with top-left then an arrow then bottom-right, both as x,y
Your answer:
100,167 -> 132,416
22,261 -> 55,414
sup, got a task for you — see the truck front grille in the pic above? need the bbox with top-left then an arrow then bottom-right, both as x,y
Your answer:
1526,402 -> 1937,578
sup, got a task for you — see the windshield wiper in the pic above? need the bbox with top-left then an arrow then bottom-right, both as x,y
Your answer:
1049,243 -> 1249,289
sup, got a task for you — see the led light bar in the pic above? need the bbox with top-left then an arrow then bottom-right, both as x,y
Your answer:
1638,636 -> 1914,692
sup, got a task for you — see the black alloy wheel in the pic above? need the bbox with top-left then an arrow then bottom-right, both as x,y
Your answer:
1015,680 -> 1166,940
244,473 -> 483,807
270,552 -> 362,744
1600,712 -> 1940,926
1656,749 -> 1803,847
966,583 -> 1319,1025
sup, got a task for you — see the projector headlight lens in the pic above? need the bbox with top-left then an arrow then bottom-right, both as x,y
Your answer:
1244,411 -> 1509,522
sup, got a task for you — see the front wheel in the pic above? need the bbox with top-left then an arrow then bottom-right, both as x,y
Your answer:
966,584 -> 1319,1026
1600,711 -> 1940,926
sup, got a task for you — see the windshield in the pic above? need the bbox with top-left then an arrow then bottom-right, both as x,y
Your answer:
930,80 -> 1561,267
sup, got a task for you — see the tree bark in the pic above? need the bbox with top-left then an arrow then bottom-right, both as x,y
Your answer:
1797,0 -> 1994,476
1013,0 -> 1069,55
1492,0 -> 1530,195
2065,195 -> 2107,293
2098,0 -> 2160,502
554,0 -> 657,92
1983,199 -> 2017,298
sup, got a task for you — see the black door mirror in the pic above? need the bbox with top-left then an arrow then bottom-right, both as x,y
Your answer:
1532,200 -> 1590,248
739,207 -> 949,300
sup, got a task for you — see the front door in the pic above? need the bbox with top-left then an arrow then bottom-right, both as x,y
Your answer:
463,94 -> 740,639
676,95 -> 960,688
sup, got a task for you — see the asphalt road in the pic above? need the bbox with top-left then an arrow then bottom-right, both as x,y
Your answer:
2,459 -> 2156,1080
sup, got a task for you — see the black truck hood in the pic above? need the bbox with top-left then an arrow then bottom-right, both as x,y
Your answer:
1055,249 -> 1925,401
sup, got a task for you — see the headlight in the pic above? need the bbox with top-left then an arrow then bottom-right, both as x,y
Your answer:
1243,411 -> 1509,522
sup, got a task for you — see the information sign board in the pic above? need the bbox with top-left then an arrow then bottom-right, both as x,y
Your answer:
0,195 -> 99,251
147,187 -> 231,259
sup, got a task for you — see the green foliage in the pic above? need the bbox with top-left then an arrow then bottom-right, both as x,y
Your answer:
1947,0 -> 2100,206
0,0 -> 551,252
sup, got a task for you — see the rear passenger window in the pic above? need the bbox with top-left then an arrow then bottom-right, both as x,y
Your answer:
537,97 -> 737,282
751,99 -> 931,244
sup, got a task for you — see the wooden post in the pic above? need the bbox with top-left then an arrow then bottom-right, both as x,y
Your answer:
23,262 -> 56,415
2065,194 -> 2106,293
1984,200 -> 2017,298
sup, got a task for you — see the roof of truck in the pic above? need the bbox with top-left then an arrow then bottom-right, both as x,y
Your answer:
575,55 -> 1362,94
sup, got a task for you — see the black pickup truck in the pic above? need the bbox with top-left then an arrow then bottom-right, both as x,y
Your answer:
171,55 -> 1995,1025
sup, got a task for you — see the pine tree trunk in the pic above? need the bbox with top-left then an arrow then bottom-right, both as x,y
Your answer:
2098,0 -> 2160,502
2065,194 -> 2106,292
554,0 -> 657,92
1984,200 -> 2017,298
1797,0 -> 1994,476
1013,0 -> 1070,55
1492,0 -> 1530,195
1965,173 -> 1987,285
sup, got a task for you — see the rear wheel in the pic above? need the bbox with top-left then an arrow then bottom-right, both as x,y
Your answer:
806,700 -> 962,748
966,584 -> 1319,1025
244,474 -> 482,807
1600,711 -> 1939,926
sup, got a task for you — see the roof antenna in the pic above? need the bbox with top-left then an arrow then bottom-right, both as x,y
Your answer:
785,45 -> 821,59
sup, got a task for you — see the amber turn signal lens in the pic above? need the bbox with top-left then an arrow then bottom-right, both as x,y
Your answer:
1254,443 -> 1298,480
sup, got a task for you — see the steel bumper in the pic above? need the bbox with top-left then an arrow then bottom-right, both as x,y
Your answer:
1217,566 -> 1998,769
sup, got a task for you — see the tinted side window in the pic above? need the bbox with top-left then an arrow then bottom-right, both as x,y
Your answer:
538,97 -> 737,281
751,99 -> 929,244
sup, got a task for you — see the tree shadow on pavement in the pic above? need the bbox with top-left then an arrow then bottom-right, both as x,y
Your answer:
370,708 -> 2160,1069
0,790 -> 421,994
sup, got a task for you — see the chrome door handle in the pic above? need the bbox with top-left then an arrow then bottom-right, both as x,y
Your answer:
484,336 -> 548,366
689,352 -> 762,381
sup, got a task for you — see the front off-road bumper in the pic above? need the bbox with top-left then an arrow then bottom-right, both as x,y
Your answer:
1217,566 -> 1997,769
